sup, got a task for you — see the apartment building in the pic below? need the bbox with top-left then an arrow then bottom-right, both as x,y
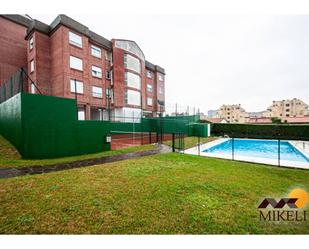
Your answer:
218,104 -> 248,123
207,109 -> 219,118
0,15 -> 165,121
263,98 -> 309,118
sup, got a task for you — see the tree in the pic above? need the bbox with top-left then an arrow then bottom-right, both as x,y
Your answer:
271,117 -> 282,124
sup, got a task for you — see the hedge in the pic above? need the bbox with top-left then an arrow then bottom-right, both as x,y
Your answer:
211,123 -> 309,141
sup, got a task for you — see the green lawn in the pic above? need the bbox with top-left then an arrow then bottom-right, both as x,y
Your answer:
1,152 -> 308,234
163,136 -> 218,149
0,135 -> 156,169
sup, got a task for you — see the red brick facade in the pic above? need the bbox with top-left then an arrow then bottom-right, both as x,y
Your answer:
0,16 -> 28,84
0,15 -> 165,120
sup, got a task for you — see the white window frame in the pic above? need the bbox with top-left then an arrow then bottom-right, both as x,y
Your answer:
125,89 -> 141,106
159,73 -> 164,81
159,86 -> 163,94
125,72 -> 141,90
124,54 -> 141,73
70,56 -> 83,71
147,84 -> 153,92
92,65 -> 102,78
70,79 -> 84,94
78,106 -> 85,120
69,31 -> 82,48
31,83 -> 36,94
91,45 -> 102,58
147,71 -> 152,78
147,97 -> 153,106
92,86 -> 103,98
30,60 -> 35,73
29,37 -> 34,50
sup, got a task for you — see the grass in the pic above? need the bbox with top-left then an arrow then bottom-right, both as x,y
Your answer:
0,135 -> 156,169
163,136 -> 218,149
0,135 -> 21,161
1,152 -> 309,234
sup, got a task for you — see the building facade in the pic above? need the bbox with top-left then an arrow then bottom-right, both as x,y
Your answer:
263,98 -> 309,119
218,104 -> 248,123
0,15 -> 29,84
207,109 -> 219,118
0,15 -> 165,121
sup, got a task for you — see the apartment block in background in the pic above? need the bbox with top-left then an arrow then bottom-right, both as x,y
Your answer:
0,14 -> 165,121
218,104 -> 248,123
263,98 -> 309,118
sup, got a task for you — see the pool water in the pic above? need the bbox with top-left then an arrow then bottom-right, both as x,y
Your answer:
203,139 -> 309,163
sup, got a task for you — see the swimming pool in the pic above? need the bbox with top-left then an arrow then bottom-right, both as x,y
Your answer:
203,139 -> 309,163
184,138 -> 309,169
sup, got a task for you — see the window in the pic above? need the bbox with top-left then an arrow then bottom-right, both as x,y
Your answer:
70,56 -> 83,71
115,40 -> 145,60
286,109 -> 290,112
147,97 -> 153,106
92,86 -> 103,98
30,60 -> 34,73
147,71 -> 152,78
124,54 -> 141,73
69,31 -> 82,47
29,37 -> 34,50
31,83 -> 35,94
70,79 -> 84,94
78,106 -> 85,120
91,45 -> 101,58
91,108 -> 104,120
159,87 -> 163,94
91,65 -> 102,78
125,72 -> 141,89
125,89 -> 141,106
147,84 -> 152,92
158,73 -> 164,81
106,70 -> 111,80
105,52 -> 112,61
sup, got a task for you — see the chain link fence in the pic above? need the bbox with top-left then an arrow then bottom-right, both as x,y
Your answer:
0,68 -> 41,104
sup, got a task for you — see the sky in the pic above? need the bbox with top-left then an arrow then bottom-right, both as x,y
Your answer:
32,14 -> 309,114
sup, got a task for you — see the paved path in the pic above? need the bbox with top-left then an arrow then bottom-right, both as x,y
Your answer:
0,144 -> 172,179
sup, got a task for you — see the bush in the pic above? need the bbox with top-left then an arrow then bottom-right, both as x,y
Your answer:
211,123 -> 309,141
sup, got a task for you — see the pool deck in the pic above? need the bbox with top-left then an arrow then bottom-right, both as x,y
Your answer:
184,138 -> 309,170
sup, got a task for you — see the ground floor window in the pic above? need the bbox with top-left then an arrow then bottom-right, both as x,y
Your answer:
147,97 -> 153,106
31,83 -> 36,94
91,108 -> 108,120
78,106 -> 85,120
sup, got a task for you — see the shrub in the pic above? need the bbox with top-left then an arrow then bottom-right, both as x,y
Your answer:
211,123 -> 309,141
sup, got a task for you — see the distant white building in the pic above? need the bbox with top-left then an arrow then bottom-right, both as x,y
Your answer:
207,109 -> 219,118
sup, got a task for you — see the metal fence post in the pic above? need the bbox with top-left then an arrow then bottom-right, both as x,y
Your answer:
172,133 -> 175,152
3,82 -> 6,100
198,136 -> 200,156
10,77 -> 13,97
232,136 -> 234,161
20,68 -> 24,92
278,135 -> 281,167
